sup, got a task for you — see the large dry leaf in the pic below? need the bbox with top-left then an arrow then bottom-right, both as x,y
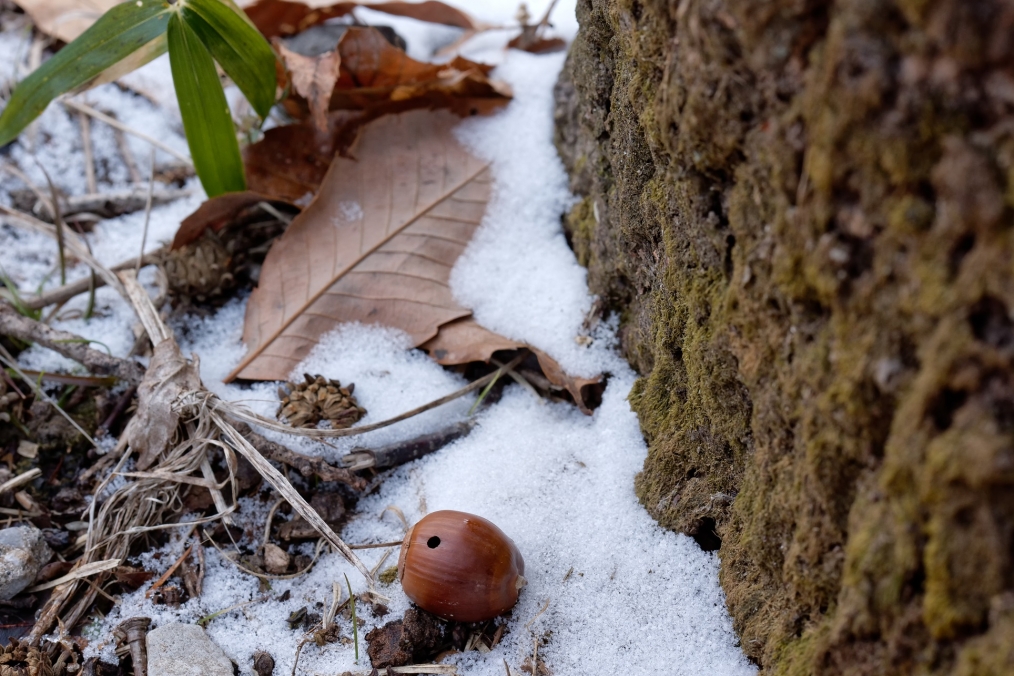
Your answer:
241,0 -> 479,40
228,109 -> 489,382
228,108 -> 603,414
12,0 -> 117,43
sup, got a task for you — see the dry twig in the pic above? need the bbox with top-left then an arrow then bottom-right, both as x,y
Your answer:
20,248 -> 164,311
79,113 -> 97,195
0,204 -> 125,297
61,98 -> 192,166
0,301 -> 144,384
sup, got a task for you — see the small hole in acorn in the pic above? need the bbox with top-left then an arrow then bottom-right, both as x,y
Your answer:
427,536 -> 441,549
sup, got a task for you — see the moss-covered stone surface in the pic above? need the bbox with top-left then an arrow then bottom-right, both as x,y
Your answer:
554,0 -> 1014,672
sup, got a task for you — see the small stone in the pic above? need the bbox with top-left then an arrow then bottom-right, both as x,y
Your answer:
252,650 -> 274,676
15,441 -> 37,459
146,623 -> 234,676
0,525 -> 53,600
263,544 -> 290,574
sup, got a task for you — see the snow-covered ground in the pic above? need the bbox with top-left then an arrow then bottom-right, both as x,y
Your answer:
0,1 -> 756,674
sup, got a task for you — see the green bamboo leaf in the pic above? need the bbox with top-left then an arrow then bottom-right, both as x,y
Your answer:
181,0 -> 277,119
0,0 -> 173,147
76,32 -> 168,94
167,11 -> 246,197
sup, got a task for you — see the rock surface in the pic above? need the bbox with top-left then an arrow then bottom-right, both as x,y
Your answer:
146,623 -> 234,676
555,0 -> 1014,672
0,525 -> 53,600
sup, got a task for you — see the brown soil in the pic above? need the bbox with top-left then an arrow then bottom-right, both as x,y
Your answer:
554,0 -> 1014,672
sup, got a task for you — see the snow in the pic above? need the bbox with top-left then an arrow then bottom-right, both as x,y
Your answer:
0,1 -> 756,674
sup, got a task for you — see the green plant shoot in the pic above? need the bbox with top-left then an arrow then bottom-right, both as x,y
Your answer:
345,573 -> 359,664
0,0 -> 277,198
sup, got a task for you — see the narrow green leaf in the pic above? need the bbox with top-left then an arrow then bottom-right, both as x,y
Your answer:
76,32 -> 168,93
181,0 -> 277,119
0,0 -> 172,147
167,11 -> 246,197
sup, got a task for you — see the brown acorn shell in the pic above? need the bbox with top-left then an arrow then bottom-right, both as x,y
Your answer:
398,510 -> 525,622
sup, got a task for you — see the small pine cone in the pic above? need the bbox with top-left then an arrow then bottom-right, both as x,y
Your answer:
161,231 -> 236,302
276,374 -> 366,429
0,639 -> 55,676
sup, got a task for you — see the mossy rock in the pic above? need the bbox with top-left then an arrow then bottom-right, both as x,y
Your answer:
555,0 -> 1014,672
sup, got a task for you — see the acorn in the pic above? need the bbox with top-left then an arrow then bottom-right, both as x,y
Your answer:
397,510 -> 526,622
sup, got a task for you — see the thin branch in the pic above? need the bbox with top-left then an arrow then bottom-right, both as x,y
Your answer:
135,149 -> 156,275
0,301 -> 145,384
238,423 -> 367,490
79,113 -> 97,195
217,353 -> 526,440
22,248 -> 164,311
0,204 -> 126,299
0,344 -> 99,449
61,98 -> 193,167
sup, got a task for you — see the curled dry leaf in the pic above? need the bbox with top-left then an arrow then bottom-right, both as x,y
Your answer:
507,33 -> 568,54
240,0 -> 480,40
124,338 -> 203,470
421,318 -> 602,414
227,108 -> 602,413
172,191 -> 292,250
280,27 -> 510,119
274,40 -> 340,132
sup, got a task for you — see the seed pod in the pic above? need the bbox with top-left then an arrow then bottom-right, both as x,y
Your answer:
398,510 -> 526,622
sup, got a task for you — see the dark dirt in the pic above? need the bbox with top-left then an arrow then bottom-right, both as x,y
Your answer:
365,608 -> 445,668
555,0 -> 1014,672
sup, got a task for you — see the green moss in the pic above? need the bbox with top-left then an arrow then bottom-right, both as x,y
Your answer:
557,0 -> 1014,672
378,566 -> 399,585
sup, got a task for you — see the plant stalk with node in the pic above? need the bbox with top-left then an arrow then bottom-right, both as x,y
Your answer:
0,0 -> 276,197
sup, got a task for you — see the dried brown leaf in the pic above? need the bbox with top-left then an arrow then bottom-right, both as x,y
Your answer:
241,0 -> 479,40
507,33 -> 568,54
124,338 -> 203,470
11,0 -> 117,43
421,318 -> 603,415
328,27 -> 511,110
228,109 -> 488,381
277,28 -> 510,123
172,191 -> 290,250
243,110 -> 365,203
226,108 -> 602,414
275,40 -> 341,132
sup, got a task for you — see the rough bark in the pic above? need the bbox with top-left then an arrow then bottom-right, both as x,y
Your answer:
555,0 -> 1014,673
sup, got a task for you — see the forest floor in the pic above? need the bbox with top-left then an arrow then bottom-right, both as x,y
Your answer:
0,1 -> 754,674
